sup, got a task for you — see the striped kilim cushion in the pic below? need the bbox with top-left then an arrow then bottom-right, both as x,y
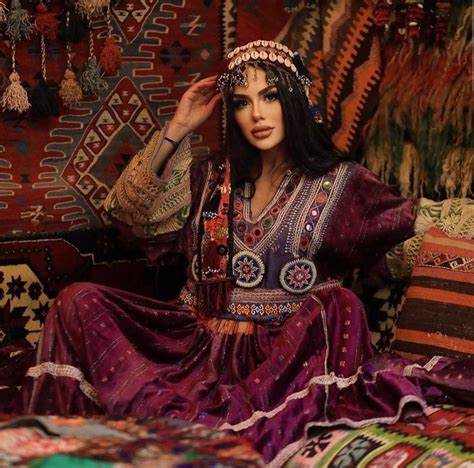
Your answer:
392,227 -> 474,360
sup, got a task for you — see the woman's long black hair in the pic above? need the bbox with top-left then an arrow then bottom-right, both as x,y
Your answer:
223,64 -> 342,196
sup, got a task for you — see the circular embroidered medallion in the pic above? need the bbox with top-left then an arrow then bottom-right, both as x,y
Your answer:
279,259 -> 317,294
232,251 -> 265,288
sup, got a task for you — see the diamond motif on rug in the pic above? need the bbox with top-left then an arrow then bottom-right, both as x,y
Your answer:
62,78 -> 159,216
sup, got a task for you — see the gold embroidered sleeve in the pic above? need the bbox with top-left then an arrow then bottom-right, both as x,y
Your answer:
386,197 -> 474,278
103,129 -> 192,238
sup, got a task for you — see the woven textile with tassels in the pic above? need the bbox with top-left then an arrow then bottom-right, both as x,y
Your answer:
365,1 -> 473,199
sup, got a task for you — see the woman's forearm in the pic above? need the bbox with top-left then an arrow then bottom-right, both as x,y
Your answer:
151,119 -> 192,174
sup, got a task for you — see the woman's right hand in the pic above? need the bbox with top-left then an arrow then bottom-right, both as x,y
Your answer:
166,75 -> 222,141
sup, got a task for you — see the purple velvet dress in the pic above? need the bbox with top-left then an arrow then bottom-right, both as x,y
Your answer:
6,159 -> 474,466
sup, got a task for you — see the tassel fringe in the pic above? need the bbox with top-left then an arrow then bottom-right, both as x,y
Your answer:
34,1 -> 58,40
30,78 -> 59,117
6,0 -> 33,41
195,278 -> 233,318
1,71 -> 30,113
59,68 -> 83,107
77,0 -> 109,17
99,36 -> 122,75
365,5 -> 473,199
79,57 -> 108,95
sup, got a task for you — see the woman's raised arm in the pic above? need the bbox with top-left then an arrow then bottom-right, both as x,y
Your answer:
150,75 -> 222,174
103,76 -> 221,239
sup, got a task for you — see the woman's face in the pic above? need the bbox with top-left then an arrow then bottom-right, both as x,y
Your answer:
232,67 -> 285,153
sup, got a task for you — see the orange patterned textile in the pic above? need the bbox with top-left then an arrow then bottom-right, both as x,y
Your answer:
392,227 -> 474,360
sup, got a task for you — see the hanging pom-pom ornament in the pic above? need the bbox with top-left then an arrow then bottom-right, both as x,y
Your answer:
309,103 -> 323,124
59,1 -> 86,43
30,78 -> 59,117
292,51 -> 312,84
5,0 -> 33,41
59,68 -> 83,107
0,1 -> 8,24
1,71 -> 30,113
99,36 -> 121,74
406,1 -> 424,43
30,32 -> 59,117
434,0 -> 451,46
374,0 -> 392,30
394,3 -> 408,44
77,0 -> 109,17
34,2 -> 58,40
80,57 -> 108,95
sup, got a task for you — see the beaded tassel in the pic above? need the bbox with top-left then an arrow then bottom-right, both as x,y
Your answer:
374,0 -> 392,31
1,40 -> 30,113
59,0 -> 86,43
99,3 -> 121,75
34,1 -> 58,40
30,33 -> 59,116
2,71 -> 30,112
80,23 -> 108,95
406,0 -> 424,43
435,0 -> 452,46
59,68 -> 82,106
80,56 -> 108,94
99,36 -> 121,74
5,0 -> 33,41
394,2 -> 408,44
59,11 -> 83,107
77,0 -> 108,17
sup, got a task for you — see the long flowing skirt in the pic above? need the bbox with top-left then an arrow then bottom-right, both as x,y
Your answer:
10,281 -> 474,466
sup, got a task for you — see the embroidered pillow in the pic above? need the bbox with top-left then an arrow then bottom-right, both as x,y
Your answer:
391,227 -> 474,360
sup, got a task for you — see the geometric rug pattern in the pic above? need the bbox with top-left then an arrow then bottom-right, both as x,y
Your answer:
0,0 -> 233,237
289,405 -> 474,467
0,230 -> 155,348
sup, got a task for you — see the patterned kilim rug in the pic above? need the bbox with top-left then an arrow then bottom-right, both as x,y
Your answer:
0,405 -> 471,467
0,1 -> 232,237
0,414 -> 263,466
0,230 -> 155,348
287,405 -> 474,467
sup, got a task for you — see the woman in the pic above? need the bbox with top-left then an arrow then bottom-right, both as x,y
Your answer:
11,41 -> 474,466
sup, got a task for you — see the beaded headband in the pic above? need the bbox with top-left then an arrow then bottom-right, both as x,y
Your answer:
217,40 -> 312,97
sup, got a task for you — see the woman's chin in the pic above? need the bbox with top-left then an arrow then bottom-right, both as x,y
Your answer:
249,138 -> 283,152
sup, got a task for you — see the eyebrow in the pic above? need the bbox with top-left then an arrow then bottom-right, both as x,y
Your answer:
232,85 -> 277,99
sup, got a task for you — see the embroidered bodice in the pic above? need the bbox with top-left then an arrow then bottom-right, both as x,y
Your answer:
104,128 -> 416,324
179,163 -> 357,323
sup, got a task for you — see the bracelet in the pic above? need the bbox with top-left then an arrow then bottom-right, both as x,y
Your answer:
163,135 -> 180,151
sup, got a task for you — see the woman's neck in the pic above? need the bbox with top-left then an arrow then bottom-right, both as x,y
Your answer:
259,142 -> 291,179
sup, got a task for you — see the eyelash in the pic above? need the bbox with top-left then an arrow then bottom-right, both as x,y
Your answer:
233,90 -> 279,109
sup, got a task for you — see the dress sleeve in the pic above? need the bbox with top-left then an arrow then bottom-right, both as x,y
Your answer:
103,127 -> 193,238
320,164 -> 416,277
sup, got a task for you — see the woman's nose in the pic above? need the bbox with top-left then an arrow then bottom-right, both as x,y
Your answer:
251,102 -> 263,121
